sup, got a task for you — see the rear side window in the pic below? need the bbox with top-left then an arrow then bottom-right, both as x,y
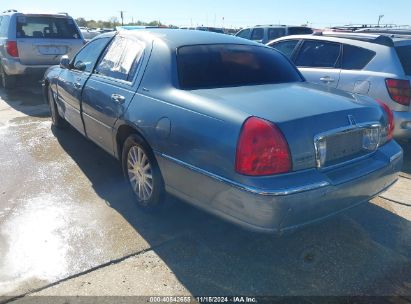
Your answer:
288,27 -> 313,35
0,16 -> 10,37
270,40 -> 299,59
96,36 -> 145,81
295,40 -> 341,68
267,28 -> 286,41
251,28 -> 264,41
16,16 -> 81,39
396,46 -> 411,76
177,44 -> 303,90
342,45 -> 375,70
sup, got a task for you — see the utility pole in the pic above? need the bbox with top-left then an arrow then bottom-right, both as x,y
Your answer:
119,10 -> 125,26
378,14 -> 384,27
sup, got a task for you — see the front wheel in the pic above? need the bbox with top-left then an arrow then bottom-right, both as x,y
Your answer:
122,134 -> 165,209
0,65 -> 16,89
47,86 -> 66,129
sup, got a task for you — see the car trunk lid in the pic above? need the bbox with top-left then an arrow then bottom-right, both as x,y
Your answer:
190,82 -> 385,170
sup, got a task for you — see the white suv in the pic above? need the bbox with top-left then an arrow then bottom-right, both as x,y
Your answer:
236,25 -> 313,44
268,33 -> 411,140
0,9 -> 84,89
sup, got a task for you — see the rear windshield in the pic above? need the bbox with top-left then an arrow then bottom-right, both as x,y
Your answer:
396,46 -> 411,76
288,27 -> 313,35
16,16 -> 81,39
177,44 -> 303,89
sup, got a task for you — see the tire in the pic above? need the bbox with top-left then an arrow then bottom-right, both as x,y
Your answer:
0,64 -> 16,90
47,86 -> 67,129
122,134 -> 165,210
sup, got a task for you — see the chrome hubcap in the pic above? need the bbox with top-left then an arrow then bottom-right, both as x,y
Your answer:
127,146 -> 153,201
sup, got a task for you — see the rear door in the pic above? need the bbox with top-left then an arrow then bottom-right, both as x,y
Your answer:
81,36 -> 148,154
337,44 -> 376,94
56,36 -> 111,134
294,39 -> 342,88
268,39 -> 301,60
16,14 -> 84,65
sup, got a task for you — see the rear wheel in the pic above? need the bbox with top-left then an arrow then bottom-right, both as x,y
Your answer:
47,86 -> 66,128
122,134 -> 165,210
0,65 -> 16,90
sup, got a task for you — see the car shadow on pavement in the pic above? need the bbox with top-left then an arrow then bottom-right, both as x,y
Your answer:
0,80 -> 49,118
398,141 -> 411,176
51,124 -> 411,298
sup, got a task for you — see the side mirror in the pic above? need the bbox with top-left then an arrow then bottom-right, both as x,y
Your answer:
73,61 -> 86,72
60,55 -> 70,69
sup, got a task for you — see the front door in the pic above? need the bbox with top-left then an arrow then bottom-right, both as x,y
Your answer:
56,37 -> 112,134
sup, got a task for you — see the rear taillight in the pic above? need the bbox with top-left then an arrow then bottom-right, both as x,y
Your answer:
375,99 -> 395,141
385,78 -> 410,106
235,117 -> 291,176
5,41 -> 19,58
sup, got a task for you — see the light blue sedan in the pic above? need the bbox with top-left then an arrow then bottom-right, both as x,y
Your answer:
43,29 -> 403,234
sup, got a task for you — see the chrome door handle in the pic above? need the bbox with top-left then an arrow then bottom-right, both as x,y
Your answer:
320,76 -> 335,83
111,94 -> 126,103
74,82 -> 82,89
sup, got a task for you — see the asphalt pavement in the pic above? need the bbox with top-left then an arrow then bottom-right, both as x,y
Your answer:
0,82 -> 410,303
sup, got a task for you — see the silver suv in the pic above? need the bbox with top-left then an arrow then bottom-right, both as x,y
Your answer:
268,32 -> 411,140
236,25 -> 313,44
0,9 -> 84,89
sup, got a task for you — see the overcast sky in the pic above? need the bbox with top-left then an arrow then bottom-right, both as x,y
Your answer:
4,0 -> 411,28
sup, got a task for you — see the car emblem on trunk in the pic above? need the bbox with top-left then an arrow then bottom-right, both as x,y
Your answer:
348,115 -> 357,126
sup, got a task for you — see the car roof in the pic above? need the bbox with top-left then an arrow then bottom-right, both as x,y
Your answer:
118,28 -> 260,48
270,33 -> 408,48
1,9 -> 73,18
253,25 -> 305,28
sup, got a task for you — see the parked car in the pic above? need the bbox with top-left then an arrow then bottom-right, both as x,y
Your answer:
80,27 -> 101,41
195,27 -> 225,34
0,9 -> 85,89
43,29 -> 402,234
356,28 -> 411,36
236,25 -> 313,44
268,32 -> 411,140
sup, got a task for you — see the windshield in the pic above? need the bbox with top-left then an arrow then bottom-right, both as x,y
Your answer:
396,45 -> 411,76
177,44 -> 303,89
16,15 -> 81,39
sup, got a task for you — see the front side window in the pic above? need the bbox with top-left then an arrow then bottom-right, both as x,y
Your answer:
16,16 -> 81,39
236,29 -> 251,39
177,44 -> 303,90
267,28 -> 286,41
73,37 -> 111,73
342,45 -> 376,70
270,40 -> 299,59
295,40 -> 341,68
95,36 -> 145,81
251,28 -> 264,41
